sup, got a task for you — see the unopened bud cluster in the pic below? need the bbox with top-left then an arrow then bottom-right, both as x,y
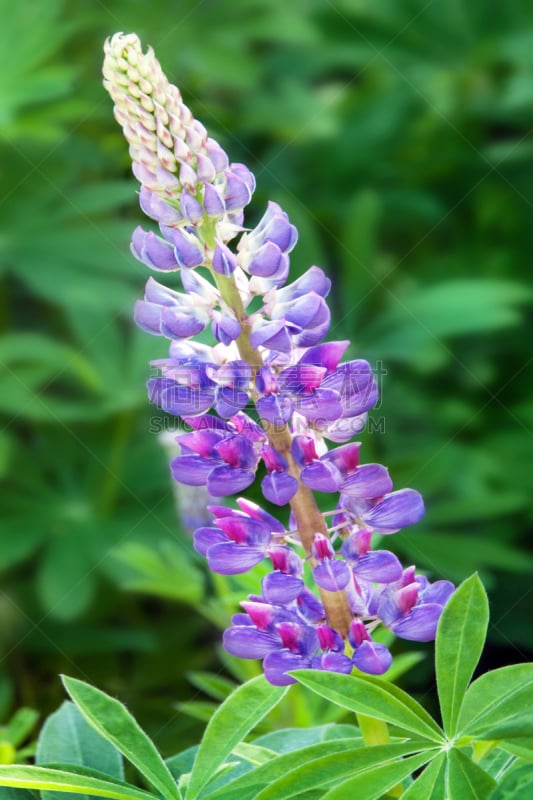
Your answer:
104,33 -> 454,685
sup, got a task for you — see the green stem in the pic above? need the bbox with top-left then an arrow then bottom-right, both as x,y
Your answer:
357,714 -> 403,798
211,268 -> 353,637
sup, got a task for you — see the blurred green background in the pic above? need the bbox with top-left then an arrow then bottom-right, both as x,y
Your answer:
1,0 -> 532,753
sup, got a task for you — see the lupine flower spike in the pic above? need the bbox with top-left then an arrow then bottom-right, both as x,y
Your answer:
103,33 -> 454,685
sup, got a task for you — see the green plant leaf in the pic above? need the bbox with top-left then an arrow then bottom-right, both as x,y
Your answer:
36,701 -> 124,800
202,738 -> 362,800
436,574 -> 489,736
111,541 -> 203,604
254,724 -> 361,753
61,677 -> 180,800
365,280 -> 532,363
292,670 -> 444,742
446,749 -> 496,799
498,736 -> 533,760
249,743 -> 436,800
174,701 -> 218,723
321,751 -> 435,800
457,663 -> 533,738
488,763 -> 533,799
231,742 -> 275,765
185,675 -> 287,800
4,708 -> 39,748
37,537 -> 97,621
0,765 -> 159,800
0,789 -> 36,800
185,672 -> 237,702
401,753 -> 447,799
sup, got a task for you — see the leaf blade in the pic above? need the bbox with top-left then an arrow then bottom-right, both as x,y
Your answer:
401,753 -> 447,800
185,675 -> 287,800
36,701 -> 124,800
251,743 -> 436,800
61,676 -> 180,800
201,737 -> 362,800
457,663 -> 533,738
321,752 -> 435,800
0,766 -> 158,800
436,575 -> 489,736
446,749 -> 497,800
293,670 -> 443,742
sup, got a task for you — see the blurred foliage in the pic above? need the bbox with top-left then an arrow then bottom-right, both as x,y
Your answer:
1,0 -> 532,753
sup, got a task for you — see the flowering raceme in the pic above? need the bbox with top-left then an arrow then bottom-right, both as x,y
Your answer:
103,33 -> 454,686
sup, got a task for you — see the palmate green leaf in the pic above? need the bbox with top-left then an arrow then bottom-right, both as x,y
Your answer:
446,749 -> 496,799
250,743 -> 436,800
36,701 -> 124,800
37,537 -> 97,621
401,753 -> 447,800
0,765 -> 158,800
0,333 -> 104,392
61,677 -> 180,800
185,675 -> 287,800
0,0 -> 75,131
321,751 -> 435,800
457,663 -> 533,739
364,280 -> 532,364
202,737 -> 362,800
111,541 -> 203,605
292,670 -> 444,742
436,575 -> 489,737
489,763 -> 533,799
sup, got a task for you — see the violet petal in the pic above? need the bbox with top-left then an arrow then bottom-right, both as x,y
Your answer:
363,489 -> 425,533
263,650 -> 311,686
313,560 -> 351,592
262,572 -> 304,604
354,550 -> 403,583
207,465 -> 256,496
341,463 -> 393,500
193,526 -> 227,556
207,541 -> 266,574
261,472 -> 299,506
223,626 -> 280,659
170,455 -> 213,486
353,641 -> 392,675
391,604 -> 444,642
300,461 -> 340,492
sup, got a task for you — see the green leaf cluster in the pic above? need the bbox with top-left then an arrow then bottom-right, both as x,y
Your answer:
0,576 -> 531,799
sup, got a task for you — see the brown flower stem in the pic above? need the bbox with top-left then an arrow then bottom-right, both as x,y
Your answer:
212,270 -> 353,637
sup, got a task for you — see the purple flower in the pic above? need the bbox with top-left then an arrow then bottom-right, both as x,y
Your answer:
104,33 -> 453,688
171,428 -> 259,496
260,445 -> 299,506
338,488 -> 426,534
342,531 -> 403,584
223,164 -> 255,211
131,227 -> 180,272
194,514 -> 272,574
377,570 -> 455,642
238,201 -> 297,285
134,278 -> 210,339
312,534 -> 351,592
349,621 -> 392,675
